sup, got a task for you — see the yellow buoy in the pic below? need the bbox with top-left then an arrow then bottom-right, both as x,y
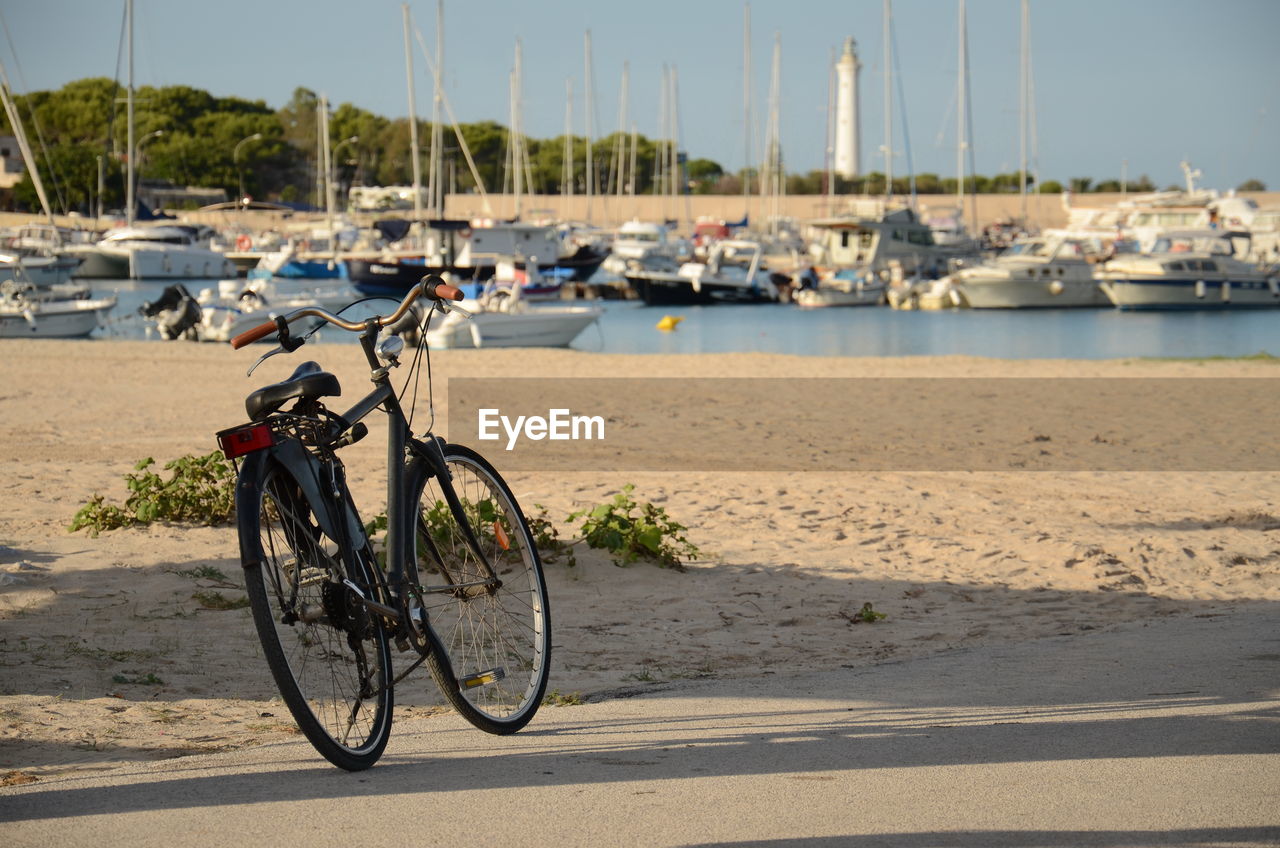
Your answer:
656,315 -> 683,332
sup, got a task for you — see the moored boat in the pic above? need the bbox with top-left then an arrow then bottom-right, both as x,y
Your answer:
623,239 -> 778,306
0,281 -> 116,338
423,280 -> 602,349
1097,231 -> 1280,310
945,235 -> 1112,308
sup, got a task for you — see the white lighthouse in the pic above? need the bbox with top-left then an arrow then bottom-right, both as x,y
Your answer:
834,37 -> 861,179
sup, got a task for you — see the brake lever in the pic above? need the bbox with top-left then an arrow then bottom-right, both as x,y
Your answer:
440,299 -> 474,320
246,316 -> 305,377
247,344 -> 286,377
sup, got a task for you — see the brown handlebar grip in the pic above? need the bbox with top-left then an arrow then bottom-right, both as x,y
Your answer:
435,282 -> 464,301
421,274 -> 464,301
230,320 -> 278,349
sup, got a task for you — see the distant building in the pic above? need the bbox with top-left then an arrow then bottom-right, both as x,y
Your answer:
0,135 -> 26,189
138,179 -> 227,210
834,38 -> 862,180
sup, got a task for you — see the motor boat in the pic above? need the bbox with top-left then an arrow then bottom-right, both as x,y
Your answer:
622,239 -> 778,305
140,278 -> 362,342
1097,230 -> 1280,310
423,280 -> 602,349
0,280 -> 116,338
944,236 -> 1112,308
71,225 -> 236,280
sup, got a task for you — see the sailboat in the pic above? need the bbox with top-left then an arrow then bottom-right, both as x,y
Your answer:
0,40 -> 114,335
66,0 -> 233,280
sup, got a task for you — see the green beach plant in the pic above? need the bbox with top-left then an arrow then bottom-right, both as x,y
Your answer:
69,452 -> 236,535
568,484 -> 702,570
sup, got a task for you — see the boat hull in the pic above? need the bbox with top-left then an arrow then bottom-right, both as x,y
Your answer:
0,254 -> 83,286
0,296 -> 116,338
347,258 -> 472,295
624,273 -> 776,306
793,283 -> 885,308
425,308 -> 601,349
71,248 -> 130,279
1100,277 -> 1280,310
73,245 -> 235,280
954,279 -> 1111,309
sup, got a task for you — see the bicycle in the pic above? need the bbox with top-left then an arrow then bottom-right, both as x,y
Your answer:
215,276 -> 551,770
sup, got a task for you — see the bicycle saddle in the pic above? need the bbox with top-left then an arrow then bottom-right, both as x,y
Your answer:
246,360 -> 341,421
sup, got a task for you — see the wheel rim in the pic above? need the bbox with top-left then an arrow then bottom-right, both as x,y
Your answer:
415,457 -> 548,721
257,470 -> 389,752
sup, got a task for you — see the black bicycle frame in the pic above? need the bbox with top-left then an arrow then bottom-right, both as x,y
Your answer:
235,319 -> 500,633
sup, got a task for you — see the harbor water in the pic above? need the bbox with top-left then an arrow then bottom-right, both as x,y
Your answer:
87,278 -> 1280,360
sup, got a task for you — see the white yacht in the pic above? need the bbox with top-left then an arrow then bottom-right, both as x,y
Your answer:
71,225 -> 236,280
424,280 -> 602,349
622,239 -> 778,305
0,280 -> 116,338
600,220 -> 688,279
945,236 -> 1111,308
0,251 -> 83,287
805,202 -> 977,280
1098,231 -> 1279,309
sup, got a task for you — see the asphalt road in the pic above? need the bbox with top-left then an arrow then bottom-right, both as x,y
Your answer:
2,609 -> 1277,847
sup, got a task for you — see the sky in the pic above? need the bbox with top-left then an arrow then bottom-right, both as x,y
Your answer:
2,0 -> 1277,192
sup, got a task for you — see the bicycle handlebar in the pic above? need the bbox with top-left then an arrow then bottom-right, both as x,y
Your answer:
230,275 -> 463,349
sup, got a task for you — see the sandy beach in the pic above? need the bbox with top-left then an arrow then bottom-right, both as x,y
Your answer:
1,339 -> 1278,781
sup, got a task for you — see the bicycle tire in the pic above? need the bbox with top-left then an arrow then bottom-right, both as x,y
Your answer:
408,444 -> 550,734
242,460 -> 393,770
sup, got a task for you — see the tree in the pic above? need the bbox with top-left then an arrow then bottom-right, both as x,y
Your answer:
1237,178 -> 1267,192
685,158 -> 724,194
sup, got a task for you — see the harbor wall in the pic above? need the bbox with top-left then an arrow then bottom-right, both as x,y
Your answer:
4,192 -> 1277,235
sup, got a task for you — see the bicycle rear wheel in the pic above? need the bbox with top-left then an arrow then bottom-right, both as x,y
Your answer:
242,460 -> 393,770
409,444 -> 550,734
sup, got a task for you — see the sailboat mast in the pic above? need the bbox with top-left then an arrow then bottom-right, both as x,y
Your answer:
510,41 -> 523,219
320,95 -> 334,240
431,0 -> 445,215
0,59 -> 54,226
629,122 -> 638,201
956,0 -> 966,213
125,0 -> 134,226
742,2 -> 752,205
882,0 -> 893,204
583,30 -> 595,224
563,78 -> 574,212
402,4 -> 423,224
824,46 -> 835,212
1019,0 -> 1029,222
672,66 -> 690,229
763,33 -> 782,233
613,63 -> 630,198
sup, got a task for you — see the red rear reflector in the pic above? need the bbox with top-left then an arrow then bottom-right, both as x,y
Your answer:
217,424 -> 274,459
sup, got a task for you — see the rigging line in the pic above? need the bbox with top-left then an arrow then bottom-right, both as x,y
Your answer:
411,24 -> 492,216
962,10 -> 978,230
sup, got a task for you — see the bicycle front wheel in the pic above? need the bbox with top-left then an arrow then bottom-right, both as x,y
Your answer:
242,460 -> 393,770
409,444 -> 550,734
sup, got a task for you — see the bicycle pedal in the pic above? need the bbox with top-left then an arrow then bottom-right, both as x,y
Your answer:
459,668 -> 505,689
